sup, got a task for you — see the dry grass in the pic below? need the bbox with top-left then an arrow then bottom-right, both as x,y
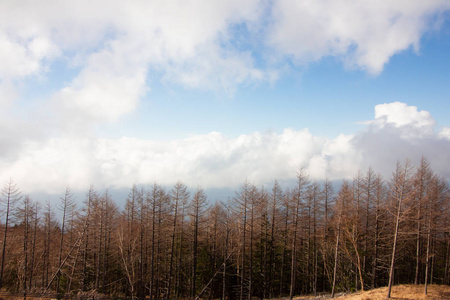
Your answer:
292,284 -> 450,300
334,284 -> 450,300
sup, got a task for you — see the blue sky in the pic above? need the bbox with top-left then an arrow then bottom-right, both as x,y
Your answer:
1,0 -> 450,195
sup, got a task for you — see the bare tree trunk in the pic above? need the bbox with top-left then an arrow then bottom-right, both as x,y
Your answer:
415,206 -> 422,285
222,205 -> 230,300
155,190 -> 164,300
306,193 -> 311,294
237,182 -> 249,300
56,187 -> 73,294
322,179 -> 332,291
424,176 -> 436,295
353,172 -> 362,292
445,239 -> 450,285
0,179 -> 21,288
102,191 -> 112,293
240,205 -> 247,300
372,175 -> 384,289
168,182 -> 186,299
331,212 -> 341,298
189,187 -> 207,299
279,199 -> 289,297
290,170 -> 308,300
150,186 -> 157,299
363,168 -> 374,278
175,199 -> 186,299
270,181 -> 282,298
312,184 -> 318,296
82,188 -> 94,291
331,190 -> 343,298
0,197 -> 10,288
42,202 -> 52,288
387,162 -> 411,299
387,201 -> 402,298
137,189 -> 144,299
22,197 -> 30,299
29,202 -> 38,289
424,215 -> 431,295
262,208 -> 268,300
192,194 -> 199,298
96,196 -> 104,291
248,187 -> 256,300
289,218 -> 297,300
430,235 -> 436,285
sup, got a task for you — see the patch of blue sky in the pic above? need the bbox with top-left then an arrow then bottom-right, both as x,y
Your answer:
16,58 -> 80,112
99,14 -> 450,142
275,20 -> 450,135
218,18 -> 273,71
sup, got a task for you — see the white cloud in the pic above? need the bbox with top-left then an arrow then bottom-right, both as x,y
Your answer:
374,102 -> 435,128
269,0 -> 450,74
2,102 -> 449,194
0,80 -> 18,109
365,101 -> 436,139
439,127 -> 450,139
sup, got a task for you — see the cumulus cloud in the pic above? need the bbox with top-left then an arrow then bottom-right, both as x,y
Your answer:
269,0 -> 450,74
365,102 -> 436,139
1,102 -> 448,194
374,102 -> 435,128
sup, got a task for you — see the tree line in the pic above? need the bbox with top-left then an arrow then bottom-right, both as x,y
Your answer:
0,158 -> 449,299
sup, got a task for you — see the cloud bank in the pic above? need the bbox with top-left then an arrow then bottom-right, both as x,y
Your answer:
1,102 -> 449,194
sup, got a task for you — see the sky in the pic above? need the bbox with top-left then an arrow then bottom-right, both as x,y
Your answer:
1,0 -> 450,198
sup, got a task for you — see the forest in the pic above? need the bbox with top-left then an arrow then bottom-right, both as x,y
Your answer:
0,158 -> 449,299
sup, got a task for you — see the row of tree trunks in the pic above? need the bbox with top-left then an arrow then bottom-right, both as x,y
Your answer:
0,158 -> 449,299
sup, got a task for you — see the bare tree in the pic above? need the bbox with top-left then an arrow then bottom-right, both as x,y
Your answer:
81,186 -> 96,291
28,201 -> 39,290
17,196 -> 33,298
0,178 -> 21,288
42,200 -> 55,288
118,216 -> 138,298
362,168 -> 375,278
321,179 -> 333,291
371,174 -> 386,289
190,187 -> 208,298
56,186 -> 75,294
387,161 -> 413,298
234,180 -> 252,300
412,157 -> 433,285
331,181 -> 350,298
424,176 -> 447,294
269,180 -> 283,297
290,170 -> 309,300
168,181 -> 189,299
279,188 -> 291,297
222,201 -> 232,300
